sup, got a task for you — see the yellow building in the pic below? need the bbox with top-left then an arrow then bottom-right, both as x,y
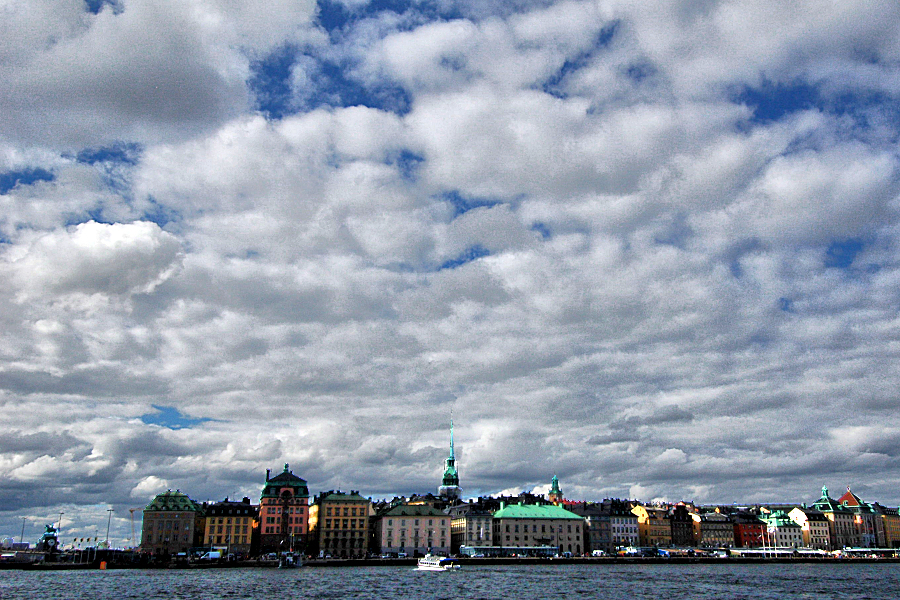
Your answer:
632,505 -> 672,547
308,490 -> 371,559
201,497 -> 257,556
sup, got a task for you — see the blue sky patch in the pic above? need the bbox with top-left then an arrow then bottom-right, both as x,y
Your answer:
440,190 -> 501,217
141,405 -> 212,429
0,168 -> 54,194
249,44 -> 298,119
438,245 -> 490,270
778,297 -> 793,312
317,0 -> 459,35
540,21 -> 618,98
84,0 -> 120,14
389,149 -> 425,181
76,143 -> 141,166
825,238 -> 864,269
734,79 -> 819,123
531,222 -> 551,239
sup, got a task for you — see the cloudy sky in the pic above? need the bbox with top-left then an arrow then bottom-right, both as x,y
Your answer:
2,0 -> 900,545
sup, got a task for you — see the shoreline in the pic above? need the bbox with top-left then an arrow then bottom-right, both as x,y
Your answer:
4,555 -> 899,570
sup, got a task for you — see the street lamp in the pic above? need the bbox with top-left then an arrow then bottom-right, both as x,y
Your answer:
106,509 -> 114,545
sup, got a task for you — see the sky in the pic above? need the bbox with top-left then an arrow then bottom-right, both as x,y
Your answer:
1,0 -> 900,547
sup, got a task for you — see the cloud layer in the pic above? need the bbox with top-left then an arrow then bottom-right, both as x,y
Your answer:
2,0 -> 900,543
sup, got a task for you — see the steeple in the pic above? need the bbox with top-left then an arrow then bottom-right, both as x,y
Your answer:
548,475 -> 563,505
438,415 -> 462,500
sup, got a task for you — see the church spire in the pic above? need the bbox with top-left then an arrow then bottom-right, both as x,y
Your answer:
438,414 -> 462,501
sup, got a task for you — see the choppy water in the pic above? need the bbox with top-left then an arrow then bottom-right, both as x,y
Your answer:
2,563 -> 898,600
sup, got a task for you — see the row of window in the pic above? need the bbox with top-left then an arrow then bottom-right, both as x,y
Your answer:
264,506 -> 306,514
386,518 -> 446,527
322,518 -> 366,529
262,525 -> 304,534
209,525 -> 249,535
502,523 -> 575,534
325,506 -> 365,517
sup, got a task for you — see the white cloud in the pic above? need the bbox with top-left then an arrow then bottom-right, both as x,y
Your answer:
6,221 -> 183,300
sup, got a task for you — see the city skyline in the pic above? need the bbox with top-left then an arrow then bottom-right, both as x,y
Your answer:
3,1 -> 900,545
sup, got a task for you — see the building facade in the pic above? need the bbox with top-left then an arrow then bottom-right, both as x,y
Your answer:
447,502 -> 493,553
838,487 -> 878,548
812,486 -> 856,550
632,505 -> 672,547
201,497 -> 256,556
762,511 -> 803,548
373,502 -> 451,557
493,503 -> 584,555
788,507 -> 830,550
259,464 -> 310,554
308,490 -> 370,558
140,490 -> 204,556
692,511 -> 735,548
731,512 -> 766,548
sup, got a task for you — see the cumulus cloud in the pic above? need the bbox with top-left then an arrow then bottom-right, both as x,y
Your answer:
7,221 -> 183,300
3,0 -> 900,545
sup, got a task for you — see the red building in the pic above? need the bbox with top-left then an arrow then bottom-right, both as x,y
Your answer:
732,512 -> 766,547
259,464 -> 310,554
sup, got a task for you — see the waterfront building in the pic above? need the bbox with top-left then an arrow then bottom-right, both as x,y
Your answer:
372,501 -> 450,557
201,497 -> 256,555
566,502 -> 603,553
140,490 -> 204,556
872,504 -> 900,548
811,486 -> 855,550
837,487 -> 878,548
669,503 -> 695,546
787,507 -> 830,550
308,490 -> 371,558
761,511 -> 803,548
692,511 -> 735,548
437,419 -> 462,502
731,512 -> 766,548
631,505 -> 671,547
259,464 -> 310,554
492,502 -> 584,555
446,501 -> 493,553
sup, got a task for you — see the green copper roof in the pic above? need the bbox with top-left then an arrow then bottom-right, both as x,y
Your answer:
145,490 -> 202,512
493,503 -> 583,520
261,464 -> 309,498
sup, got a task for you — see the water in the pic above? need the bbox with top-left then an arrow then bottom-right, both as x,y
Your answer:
1,563 -> 898,600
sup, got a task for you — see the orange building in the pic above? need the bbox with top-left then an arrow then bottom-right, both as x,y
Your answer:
259,464 -> 310,554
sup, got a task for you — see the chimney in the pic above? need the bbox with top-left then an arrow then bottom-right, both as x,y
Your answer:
266,469 -> 271,481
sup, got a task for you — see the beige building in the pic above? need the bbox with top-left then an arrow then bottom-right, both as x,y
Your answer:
632,505 -> 672,547
308,490 -> 371,558
492,503 -> 584,555
373,502 -> 450,557
788,507 -> 830,550
812,487 -> 856,550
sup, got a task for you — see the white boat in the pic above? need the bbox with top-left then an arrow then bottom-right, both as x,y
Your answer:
417,554 -> 460,571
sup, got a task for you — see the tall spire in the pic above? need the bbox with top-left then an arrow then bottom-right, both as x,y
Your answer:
449,411 -> 455,460
438,413 -> 461,500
